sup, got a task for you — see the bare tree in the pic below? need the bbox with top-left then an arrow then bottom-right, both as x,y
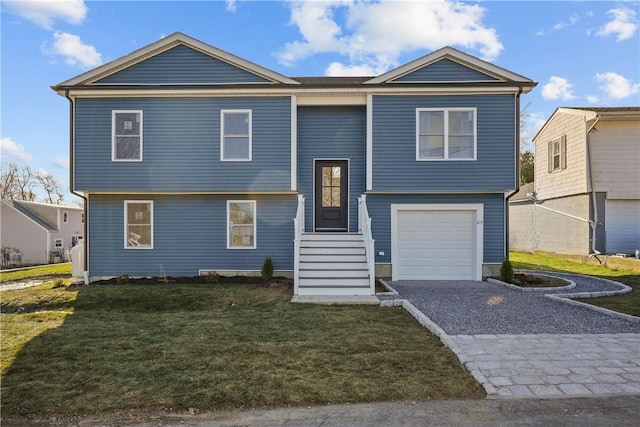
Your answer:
1,161 -> 64,204
519,102 -> 532,151
36,170 -> 65,204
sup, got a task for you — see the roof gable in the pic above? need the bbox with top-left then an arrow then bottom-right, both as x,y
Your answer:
56,32 -> 300,87
365,46 -> 534,90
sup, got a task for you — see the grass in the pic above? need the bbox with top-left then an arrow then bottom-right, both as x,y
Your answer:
0,263 -> 72,283
511,251 -> 640,317
0,281 -> 483,416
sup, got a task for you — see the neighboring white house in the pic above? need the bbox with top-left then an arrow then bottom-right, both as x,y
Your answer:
510,107 -> 640,256
1,200 -> 84,266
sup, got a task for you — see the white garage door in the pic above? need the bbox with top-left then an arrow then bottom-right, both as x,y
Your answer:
606,200 -> 640,254
393,207 -> 479,281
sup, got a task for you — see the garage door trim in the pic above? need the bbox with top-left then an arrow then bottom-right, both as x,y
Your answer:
391,204 -> 484,281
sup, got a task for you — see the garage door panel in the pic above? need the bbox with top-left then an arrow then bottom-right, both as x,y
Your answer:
395,208 -> 479,281
607,200 -> 640,254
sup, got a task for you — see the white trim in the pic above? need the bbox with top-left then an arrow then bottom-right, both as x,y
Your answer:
74,190 -> 297,195
416,108 -> 477,161
365,46 -> 534,85
112,110 -> 143,162
366,94 -> 373,191
60,86 -> 531,99
291,96 -> 297,191
226,200 -> 257,249
124,200 -> 154,249
390,203 -> 484,281
220,109 -> 252,161
312,158 -> 350,232
56,32 -> 300,87
297,94 -> 367,105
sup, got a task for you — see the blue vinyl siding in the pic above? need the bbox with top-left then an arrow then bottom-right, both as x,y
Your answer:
365,193 -> 505,265
395,59 -> 499,82
96,45 -> 270,84
297,106 -> 366,232
88,194 -> 296,278
372,95 -> 516,191
75,97 -> 291,192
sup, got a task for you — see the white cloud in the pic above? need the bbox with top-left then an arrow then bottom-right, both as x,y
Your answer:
226,0 -> 237,13
53,156 -> 70,170
0,137 -> 33,162
553,14 -> 579,31
594,72 -> 640,99
325,61 -> 381,77
279,0 -> 503,75
541,76 -> 576,101
596,8 -> 638,41
2,0 -> 87,29
587,95 -> 599,104
46,32 -> 102,69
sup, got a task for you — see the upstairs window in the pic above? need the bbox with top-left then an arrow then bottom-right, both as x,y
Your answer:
548,135 -> 567,172
416,108 -> 476,160
113,111 -> 143,161
124,201 -> 153,249
62,211 -> 69,224
221,110 -> 252,161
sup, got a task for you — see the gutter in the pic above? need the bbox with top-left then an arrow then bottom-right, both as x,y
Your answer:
64,89 -> 89,281
585,115 -> 601,255
504,85 -> 524,258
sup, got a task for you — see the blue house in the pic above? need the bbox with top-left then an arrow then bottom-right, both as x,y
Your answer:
53,32 -> 535,296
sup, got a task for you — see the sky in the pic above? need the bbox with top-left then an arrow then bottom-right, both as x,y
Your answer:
1,0 -> 639,204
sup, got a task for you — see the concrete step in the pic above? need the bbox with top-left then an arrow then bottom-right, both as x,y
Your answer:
296,284 -> 373,296
298,277 -> 370,287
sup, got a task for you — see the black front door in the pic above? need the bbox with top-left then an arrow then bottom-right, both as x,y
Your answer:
315,160 -> 348,231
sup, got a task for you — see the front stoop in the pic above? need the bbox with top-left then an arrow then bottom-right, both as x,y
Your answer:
296,233 -> 373,297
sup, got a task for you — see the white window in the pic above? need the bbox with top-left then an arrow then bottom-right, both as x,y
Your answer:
124,201 -> 153,249
113,110 -> 143,161
548,135 -> 567,172
62,211 -> 69,224
54,238 -> 63,248
227,200 -> 256,249
221,110 -> 252,161
416,108 -> 476,160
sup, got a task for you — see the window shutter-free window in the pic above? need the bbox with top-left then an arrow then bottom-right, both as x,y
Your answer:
221,110 -> 252,161
125,201 -> 153,249
113,111 -> 143,161
416,108 -> 476,160
227,201 -> 256,249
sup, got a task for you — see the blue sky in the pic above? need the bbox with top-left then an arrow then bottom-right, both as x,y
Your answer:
1,0 -> 639,204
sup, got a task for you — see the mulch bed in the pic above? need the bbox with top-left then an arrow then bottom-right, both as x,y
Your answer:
509,273 -> 568,288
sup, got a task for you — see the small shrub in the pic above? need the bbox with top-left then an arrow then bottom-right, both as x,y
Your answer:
116,274 -> 130,285
261,257 -> 274,280
500,259 -> 514,284
204,271 -> 220,283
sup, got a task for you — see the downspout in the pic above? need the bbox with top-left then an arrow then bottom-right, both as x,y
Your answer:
504,86 -> 524,259
586,115 -> 601,256
64,89 -> 89,282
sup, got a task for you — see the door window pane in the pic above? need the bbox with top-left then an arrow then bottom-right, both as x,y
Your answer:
321,166 -> 341,207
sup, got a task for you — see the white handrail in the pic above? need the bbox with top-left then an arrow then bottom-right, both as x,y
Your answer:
358,194 -> 375,294
293,195 -> 305,295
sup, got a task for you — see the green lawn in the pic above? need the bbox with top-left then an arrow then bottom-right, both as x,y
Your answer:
510,252 -> 640,317
0,280 -> 483,416
0,263 -> 71,283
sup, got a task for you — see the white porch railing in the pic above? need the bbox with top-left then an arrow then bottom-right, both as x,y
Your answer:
293,194 -> 305,295
358,194 -> 375,294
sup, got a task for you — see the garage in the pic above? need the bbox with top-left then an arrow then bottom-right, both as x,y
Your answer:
606,200 -> 640,254
391,204 -> 483,281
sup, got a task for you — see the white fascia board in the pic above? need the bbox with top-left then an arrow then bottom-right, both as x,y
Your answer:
56,32 -> 300,87
63,85 -> 529,99
365,46 -> 534,87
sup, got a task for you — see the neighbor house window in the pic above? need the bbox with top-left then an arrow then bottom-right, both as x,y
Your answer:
416,108 -> 476,160
54,238 -> 63,248
548,135 -> 567,172
221,110 -> 252,161
62,211 -> 69,224
113,110 -> 143,161
227,200 -> 256,249
124,201 -> 153,249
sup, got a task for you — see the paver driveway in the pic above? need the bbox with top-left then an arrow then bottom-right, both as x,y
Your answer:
380,272 -> 640,398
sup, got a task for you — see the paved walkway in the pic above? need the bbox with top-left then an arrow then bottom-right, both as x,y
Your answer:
380,272 -> 640,398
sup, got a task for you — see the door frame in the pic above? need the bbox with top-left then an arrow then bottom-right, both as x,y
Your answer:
390,203 -> 484,281
313,158 -> 350,232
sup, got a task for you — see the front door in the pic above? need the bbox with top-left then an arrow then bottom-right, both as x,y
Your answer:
315,160 -> 348,231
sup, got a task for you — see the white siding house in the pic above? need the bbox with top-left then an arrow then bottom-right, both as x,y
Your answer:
1,200 -> 84,266
510,107 -> 640,256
